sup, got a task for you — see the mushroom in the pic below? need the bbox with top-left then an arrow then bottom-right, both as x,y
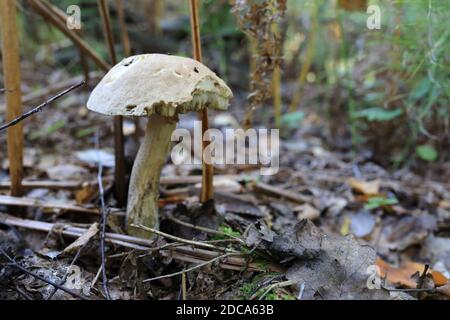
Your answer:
87,54 -> 233,238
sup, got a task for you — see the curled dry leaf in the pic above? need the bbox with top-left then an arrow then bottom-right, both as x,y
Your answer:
75,184 -> 98,205
347,178 -> 380,196
376,258 -> 448,289
62,222 -> 99,256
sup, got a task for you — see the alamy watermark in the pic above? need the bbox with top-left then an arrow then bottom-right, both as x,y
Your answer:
170,121 -> 280,176
367,5 -> 381,30
65,3 -> 381,31
66,5 -> 81,30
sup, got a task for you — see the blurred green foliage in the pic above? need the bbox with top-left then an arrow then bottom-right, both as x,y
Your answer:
285,0 -> 449,165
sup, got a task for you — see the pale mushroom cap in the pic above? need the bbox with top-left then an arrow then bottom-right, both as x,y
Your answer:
87,54 -> 233,117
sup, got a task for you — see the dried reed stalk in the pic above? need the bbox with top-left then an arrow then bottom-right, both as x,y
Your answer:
189,0 -> 214,203
97,0 -> 126,207
0,0 -> 24,196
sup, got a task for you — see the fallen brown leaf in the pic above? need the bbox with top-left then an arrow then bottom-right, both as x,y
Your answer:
76,184 -> 98,204
348,178 -> 380,196
62,222 -> 99,255
376,258 -> 448,288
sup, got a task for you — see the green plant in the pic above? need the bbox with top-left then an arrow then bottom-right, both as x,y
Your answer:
364,196 -> 398,210
416,144 -> 438,162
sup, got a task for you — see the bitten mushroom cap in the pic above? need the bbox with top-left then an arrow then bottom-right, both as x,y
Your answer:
87,54 -> 233,117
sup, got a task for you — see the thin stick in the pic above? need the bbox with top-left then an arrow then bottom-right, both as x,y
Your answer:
131,224 -> 237,253
0,72 -> 100,109
0,0 -> 24,196
115,0 -> 142,140
381,286 -> 437,294
271,17 -> 282,128
272,65 -> 282,128
90,265 -> 102,290
189,0 -> 214,203
181,272 -> 187,300
143,252 -> 236,283
252,181 -> 313,204
0,174 -> 240,190
0,81 -> 85,132
97,0 -> 117,64
95,129 -> 111,300
0,194 -> 124,216
97,0 -> 126,208
290,1 -> 318,111
257,280 -> 295,300
0,247 -> 89,300
115,0 -> 131,56
167,213 -> 245,244
0,178 -> 110,190
137,242 -> 186,258
12,284 -> 34,300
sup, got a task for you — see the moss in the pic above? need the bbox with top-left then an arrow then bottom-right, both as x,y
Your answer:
211,224 -> 241,241
219,225 -> 241,237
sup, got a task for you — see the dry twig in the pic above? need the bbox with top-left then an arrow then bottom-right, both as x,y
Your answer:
0,81 -> 85,132
97,0 -> 126,207
95,129 -> 111,299
0,194 -> 124,216
167,213 -> 245,244
189,0 -> 214,203
143,252 -> 238,283
131,224 -> 239,253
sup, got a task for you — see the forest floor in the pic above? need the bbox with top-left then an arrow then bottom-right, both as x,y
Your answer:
1,65 -> 450,300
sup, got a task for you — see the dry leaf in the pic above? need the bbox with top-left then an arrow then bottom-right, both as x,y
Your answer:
62,222 -> 99,255
347,178 -> 380,196
76,184 -> 98,204
376,258 -> 448,288
295,204 -> 320,220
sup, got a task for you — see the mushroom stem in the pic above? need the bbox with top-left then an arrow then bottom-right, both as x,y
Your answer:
126,113 -> 177,238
